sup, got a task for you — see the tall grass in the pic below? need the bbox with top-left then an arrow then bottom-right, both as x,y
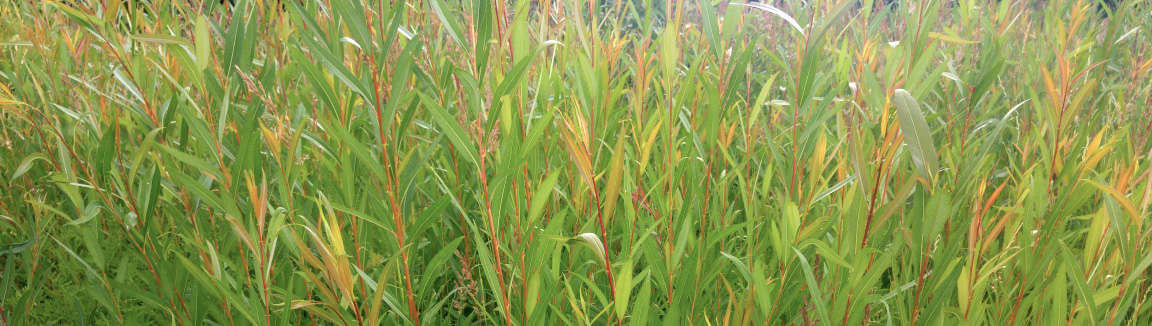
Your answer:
1,0 -> 1151,324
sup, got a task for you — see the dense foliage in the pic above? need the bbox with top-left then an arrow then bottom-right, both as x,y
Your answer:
2,0 -> 1152,324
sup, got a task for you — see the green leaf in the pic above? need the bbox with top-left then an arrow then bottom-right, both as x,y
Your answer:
632,275 -> 652,326
697,0 -> 721,55
53,238 -> 106,283
1059,241 -> 1099,325
720,251 -> 752,283
418,93 -> 479,167
288,47 -> 340,111
331,0 -> 371,51
194,15 -> 211,71
158,145 -> 222,180
1082,179 -> 1142,226
221,0 -> 255,75
94,128 -> 117,177
10,153 -> 48,181
417,237 -> 464,303
0,237 -> 37,255
602,135 -> 627,223
614,257 -> 633,320
130,34 -> 192,48
793,247 -> 831,326
799,239 -> 853,270
300,36 -> 373,104
928,32 -> 978,44
892,89 -> 939,183
527,171 -> 561,226
492,40 -> 563,109
473,0 -> 492,78
427,0 -> 465,46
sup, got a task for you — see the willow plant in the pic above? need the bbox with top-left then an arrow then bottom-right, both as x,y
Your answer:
1,0 -> 1152,325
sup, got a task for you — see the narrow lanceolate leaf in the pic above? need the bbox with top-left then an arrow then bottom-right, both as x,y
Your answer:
1059,241 -> 1100,325
427,0 -> 465,46
194,15 -> 211,71
418,93 -> 479,167
472,0 -> 492,77
130,34 -> 193,48
792,247 -> 831,326
892,89 -> 938,183
602,135 -> 627,223
799,239 -> 852,270
10,153 -> 48,181
696,0 -> 721,54
928,32 -> 978,44
1082,179 -> 1143,228
614,257 -> 633,320
527,171 -> 561,226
